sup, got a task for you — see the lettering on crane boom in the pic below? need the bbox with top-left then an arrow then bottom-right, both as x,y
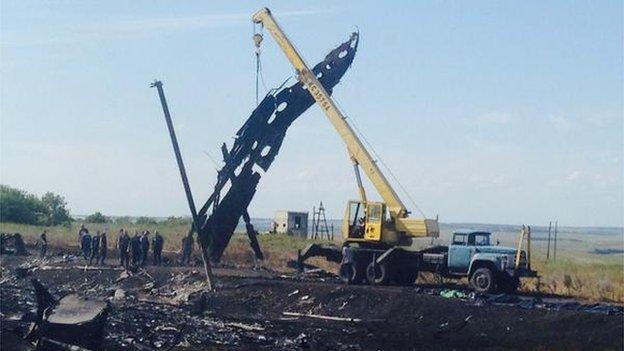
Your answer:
301,71 -> 332,112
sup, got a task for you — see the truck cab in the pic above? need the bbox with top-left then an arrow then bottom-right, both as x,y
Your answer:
447,230 -> 537,293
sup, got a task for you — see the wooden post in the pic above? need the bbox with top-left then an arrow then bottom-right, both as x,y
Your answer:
527,225 -> 532,271
151,80 -> 214,290
553,220 -> 558,262
312,205 -> 317,240
546,221 -> 552,260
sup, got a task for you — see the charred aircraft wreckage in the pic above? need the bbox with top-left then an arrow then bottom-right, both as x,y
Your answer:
170,32 -> 359,263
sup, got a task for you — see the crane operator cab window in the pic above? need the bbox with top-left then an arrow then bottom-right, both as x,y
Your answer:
345,201 -> 385,241
347,201 -> 366,238
364,203 -> 383,241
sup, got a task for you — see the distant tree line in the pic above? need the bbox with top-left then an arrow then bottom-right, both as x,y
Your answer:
82,214 -> 190,226
0,185 -> 192,227
0,184 -> 72,225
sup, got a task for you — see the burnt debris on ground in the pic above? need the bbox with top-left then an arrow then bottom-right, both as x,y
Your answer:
1,250 -> 622,350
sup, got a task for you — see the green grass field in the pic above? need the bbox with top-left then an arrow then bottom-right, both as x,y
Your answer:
1,221 -> 622,303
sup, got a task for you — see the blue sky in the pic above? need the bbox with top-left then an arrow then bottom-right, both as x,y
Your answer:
1,1 -> 622,227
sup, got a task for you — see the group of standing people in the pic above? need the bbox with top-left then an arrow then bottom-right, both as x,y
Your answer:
78,225 -> 107,265
115,229 -> 165,269
78,225 -> 165,268
33,224 -> 195,270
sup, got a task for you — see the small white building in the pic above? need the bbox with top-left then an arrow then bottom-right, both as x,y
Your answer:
274,211 -> 308,237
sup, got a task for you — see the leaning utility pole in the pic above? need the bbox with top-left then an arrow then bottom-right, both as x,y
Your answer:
150,80 -> 214,290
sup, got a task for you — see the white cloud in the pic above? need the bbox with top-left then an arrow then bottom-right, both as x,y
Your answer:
566,170 -> 582,181
2,9 -> 332,47
548,115 -> 572,132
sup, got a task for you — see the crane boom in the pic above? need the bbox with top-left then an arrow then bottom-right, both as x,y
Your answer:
252,7 -> 408,219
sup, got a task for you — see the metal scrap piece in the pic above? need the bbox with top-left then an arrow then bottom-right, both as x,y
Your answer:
198,32 -> 359,262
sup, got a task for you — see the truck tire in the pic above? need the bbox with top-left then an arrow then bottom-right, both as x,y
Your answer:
470,267 -> 497,293
340,262 -> 365,284
366,262 -> 391,285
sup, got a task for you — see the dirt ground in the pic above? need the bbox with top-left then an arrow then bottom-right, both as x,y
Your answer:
1,249 -> 622,350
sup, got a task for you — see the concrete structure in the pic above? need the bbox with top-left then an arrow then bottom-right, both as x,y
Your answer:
274,211 -> 308,237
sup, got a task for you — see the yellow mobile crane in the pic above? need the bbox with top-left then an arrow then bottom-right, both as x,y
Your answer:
252,8 -> 439,285
252,8 -> 537,292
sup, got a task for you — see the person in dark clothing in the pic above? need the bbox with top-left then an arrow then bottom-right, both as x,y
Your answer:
81,230 -> 92,260
140,231 -> 150,266
0,233 -> 6,254
13,233 -> 27,255
38,230 -> 48,258
179,234 -> 194,266
99,231 -> 107,265
117,229 -> 130,269
89,231 -> 100,265
152,231 -> 164,266
78,224 -> 87,241
130,231 -> 141,265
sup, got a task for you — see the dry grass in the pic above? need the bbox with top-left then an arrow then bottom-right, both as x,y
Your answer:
0,222 -> 190,252
523,257 -> 624,303
2,221 -> 622,303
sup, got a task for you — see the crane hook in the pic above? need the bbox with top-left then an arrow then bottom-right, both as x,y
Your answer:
253,33 -> 263,49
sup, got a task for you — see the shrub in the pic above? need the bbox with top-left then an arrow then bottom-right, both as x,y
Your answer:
85,212 -> 109,223
135,216 -> 158,225
40,192 -> 72,225
163,216 -> 191,226
0,185 -> 71,225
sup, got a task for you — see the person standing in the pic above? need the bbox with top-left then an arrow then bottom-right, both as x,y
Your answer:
0,233 -> 6,254
38,230 -> 48,258
99,231 -> 107,265
140,231 -> 150,266
89,231 -> 101,265
117,229 -> 130,269
81,230 -> 92,260
78,224 -> 87,241
130,231 -> 141,265
179,233 -> 194,266
152,231 -> 164,266
13,233 -> 27,255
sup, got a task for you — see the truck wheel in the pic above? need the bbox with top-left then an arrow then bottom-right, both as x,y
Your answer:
340,262 -> 365,284
470,267 -> 496,293
366,262 -> 390,285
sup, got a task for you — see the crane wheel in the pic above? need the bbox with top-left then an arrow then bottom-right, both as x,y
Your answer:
366,261 -> 390,285
339,262 -> 365,284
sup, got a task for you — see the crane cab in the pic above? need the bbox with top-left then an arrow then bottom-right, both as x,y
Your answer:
343,200 -> 440,246
342,200 -> 386,242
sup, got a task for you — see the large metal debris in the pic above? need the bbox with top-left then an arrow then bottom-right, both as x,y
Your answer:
26,279 -> 110,350
197,32 -> 359,262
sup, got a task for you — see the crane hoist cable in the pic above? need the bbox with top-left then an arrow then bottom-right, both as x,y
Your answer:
253,24 -> 269,106
332,96 -> 428,218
